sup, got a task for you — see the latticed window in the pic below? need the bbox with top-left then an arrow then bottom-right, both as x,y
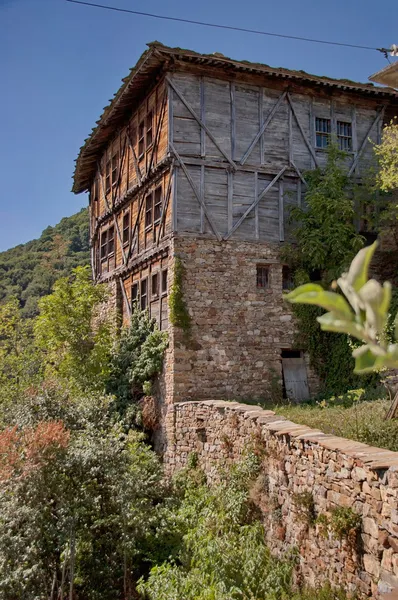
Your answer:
105,160 -> 111,195
122,212 -> 130,245
111,151 -> 119,187
131,282 -> 138,310
140,278 -> 148,310
138,120 -> 145,157
107,226 -> 115,255
337,121 -> 352,151
256,265 -> 270,289
146,111 -> 153,147
100,231 -> 107,260
315,118 -> 331,148
154,187 -> 162,222
145,194 -> 153,228
151,272 -> 159,298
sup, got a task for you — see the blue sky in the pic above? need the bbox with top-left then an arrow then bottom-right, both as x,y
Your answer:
0,0 -> 396,251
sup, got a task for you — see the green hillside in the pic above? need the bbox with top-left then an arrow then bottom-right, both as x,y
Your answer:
0,208 -> 90,317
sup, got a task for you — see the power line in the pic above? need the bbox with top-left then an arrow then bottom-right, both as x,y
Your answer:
65,0 -> 390,54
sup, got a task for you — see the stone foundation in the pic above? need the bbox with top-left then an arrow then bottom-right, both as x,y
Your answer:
172,235 -> 319,402
164,399 -> 398,598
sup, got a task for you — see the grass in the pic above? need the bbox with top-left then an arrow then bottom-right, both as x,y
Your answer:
265,388 -> 398,453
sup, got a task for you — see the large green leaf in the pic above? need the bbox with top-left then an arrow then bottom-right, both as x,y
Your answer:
285,286 -> 353,319
358,280 -> 392,336
352,345 -> 380,373
317,312 -> 365,341
345,241 -> 378,292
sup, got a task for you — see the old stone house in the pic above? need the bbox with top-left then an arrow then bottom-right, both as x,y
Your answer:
72,42 -> 398,407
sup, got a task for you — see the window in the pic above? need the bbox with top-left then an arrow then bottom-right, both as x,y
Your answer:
122,212 -> 130,245
256,265 -> 270,289
337,121 -> 352,151
107,226 -> 115,255
161,269 -> 168,295
145,194 -> 153,228
151,272 -> 159,298
131,282 -> 138,310
138,120 -> 145,157
282,266 -> 294,291
105,160 -> 111,195
146,110 -> 153,147
111,151 -> 119,187
154,187 -> 162,222
100,231 -> 108,260
315,118 -> 331,149
140,278 -> 148,310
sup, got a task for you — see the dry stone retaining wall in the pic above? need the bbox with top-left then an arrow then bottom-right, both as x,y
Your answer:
164,399 -> 398,599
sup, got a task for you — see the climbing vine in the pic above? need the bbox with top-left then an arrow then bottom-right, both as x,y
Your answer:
284,146 -> 378,393
168,257 -> 192,335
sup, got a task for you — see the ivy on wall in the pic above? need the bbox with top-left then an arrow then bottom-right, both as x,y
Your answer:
285,146 -> 379,394
168,257 -> 192,335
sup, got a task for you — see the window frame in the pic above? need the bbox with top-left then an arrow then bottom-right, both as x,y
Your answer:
315,117 -> 331,149
146,110 -> 153,148
161,268 -> 168,296
145,193 -> 153,229
100,230 -> 108,261
107,225 -> 115,256
256,265 -> 270,289
154,186 -> 162,223
122,211 -> 130,246
151,272 -> 159,299
131,282 -> 139,311
138,120 -> 145,158
336,120 -> 353,151
140,278 -> 148,311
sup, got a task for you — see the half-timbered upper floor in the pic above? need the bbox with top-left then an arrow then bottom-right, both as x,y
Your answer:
73,43 -> 398,283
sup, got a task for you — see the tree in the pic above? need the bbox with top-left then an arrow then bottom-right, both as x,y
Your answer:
374,118 -> 398,193
287,145 -> 364,282
0,386 -> 165,600
34,266 -> 113,392
0,298 -> 41,409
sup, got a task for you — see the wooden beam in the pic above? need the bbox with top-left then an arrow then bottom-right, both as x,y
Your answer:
297,178 -> 302,208
288,105 -> 293,166
126,190 -> 146,262
98,164 -> 127,265
172,165 -> 178,232
119,276 -> 132,323
147,91 -> 167,177
230,82 -> 236,160
170,141 -> 222,241
166,76 -> 237,170
254,171 -> 259,239
224,166 -> 288,240
290,160 -> 307,185
240,91 -> 287,166
200,77 -> 206,158
259,89 -> 264,166
348,108 -> 385,177
309,97 -> 315,169
156,162 -> 174,245
126,128 -> 142,186
227,170 -> 233,232
167,82 -> 173,149
200,164 -> 205,233
279,179 -> 285,242
287,93 -> 319,168
351,106 -> 359,176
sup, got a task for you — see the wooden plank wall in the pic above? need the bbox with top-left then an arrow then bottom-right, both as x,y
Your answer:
170,71 -> 384,242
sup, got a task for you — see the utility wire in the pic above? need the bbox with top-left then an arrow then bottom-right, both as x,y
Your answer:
65,0 -> 391,54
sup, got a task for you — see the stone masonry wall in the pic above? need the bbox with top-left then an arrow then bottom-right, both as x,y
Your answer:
164,399 -> 398,599
172,235 -> 318,402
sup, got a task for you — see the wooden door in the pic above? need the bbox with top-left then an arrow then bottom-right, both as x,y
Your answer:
282,356 -> 310,402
